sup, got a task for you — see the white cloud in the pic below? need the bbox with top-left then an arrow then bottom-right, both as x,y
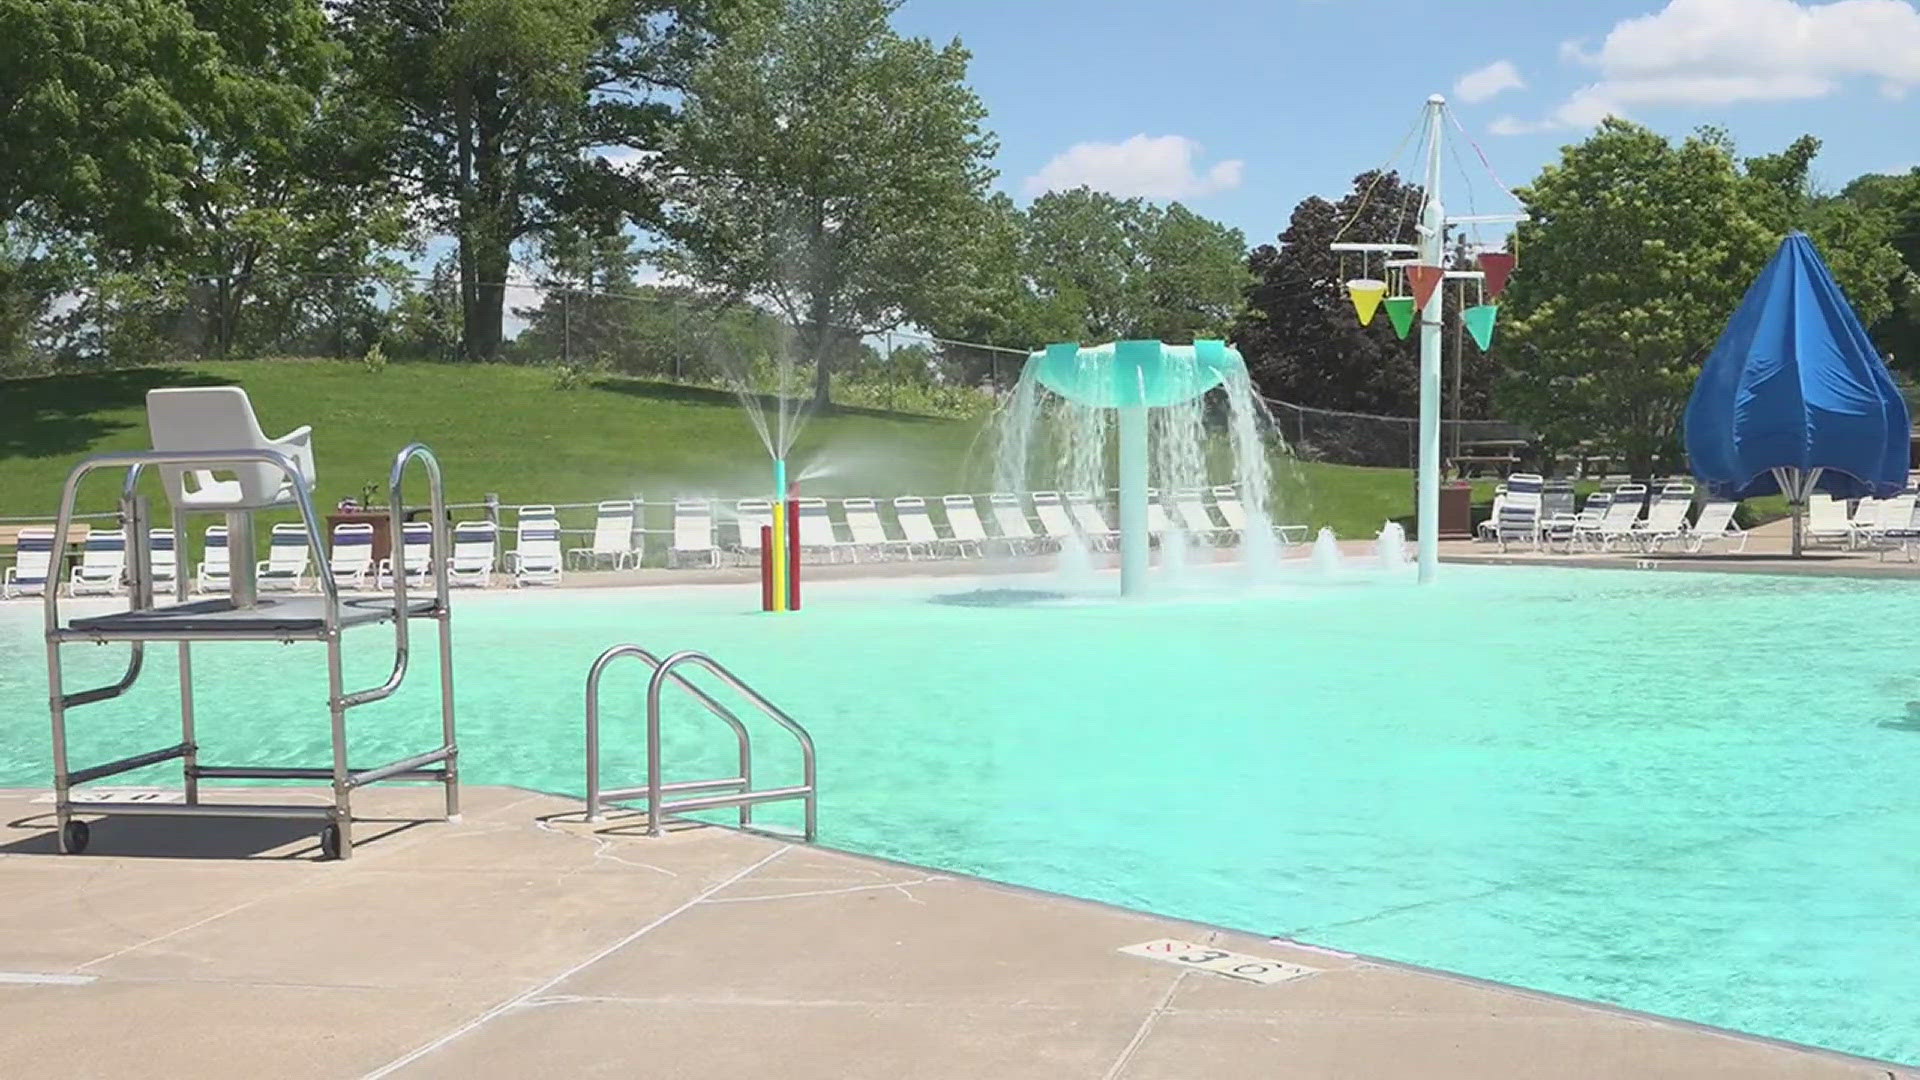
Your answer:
1453,60 -> 1525,103
1493,0 -> 1920,134
1022,135 -> 1244,200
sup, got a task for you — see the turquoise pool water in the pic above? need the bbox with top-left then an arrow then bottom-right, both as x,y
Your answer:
3,564 -> 1918,1064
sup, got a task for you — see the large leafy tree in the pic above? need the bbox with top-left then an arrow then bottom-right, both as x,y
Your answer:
660,0 -> 997,406
1498,121 -> 1906,475
333,0 -> 747,360
1838,168 -> 1920,371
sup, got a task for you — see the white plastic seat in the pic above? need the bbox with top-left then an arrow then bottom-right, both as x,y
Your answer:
447,521 -> 498,587
145,387 -> 315,511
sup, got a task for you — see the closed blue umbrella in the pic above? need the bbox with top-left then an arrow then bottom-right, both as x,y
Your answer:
1684,232 -> 1909,554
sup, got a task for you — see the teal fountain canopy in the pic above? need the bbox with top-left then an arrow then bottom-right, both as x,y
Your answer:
1027,339 -> 1245,409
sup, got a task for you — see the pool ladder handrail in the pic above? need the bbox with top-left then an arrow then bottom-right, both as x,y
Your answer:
584,646 -> 817,841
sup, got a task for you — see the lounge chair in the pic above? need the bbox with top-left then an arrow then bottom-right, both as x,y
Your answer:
1031,491 -> 1079,551
447,520 -> 498,586
1144,488 -> 1179,543
256,522 -> 312,591
794,498 -> 847,563
669,499 -> 718,569
569,500 -> 640,570
892,496 -> 946,559
196,525 -> 230,594
1584,483 -> 1646,551
1805,494 -> 1852,548
149,528 -> 178,589
1210,485 -> 1307,545
733,499 -> 773,565
329,522 -> 376,590
1849,496 -> 1893,549
67,528 -> 127,596
1493,473 -> 1543,552
3,527 -> 54,599
1065,491 -> 1117,552
1861,494 -> 1919,560
988,493 -> 1039,555
942,494 -> 990,557
840,497 -> 898,561
1542,478 -> 1576,522
1684,501 -> 1749,554
376,521 -> 435,588
3,527 -> 58,598
510,515 -> 564,586
1633,490 -> 1695,551
1477,487 -> 1507,542
1172,489 -> 1227,546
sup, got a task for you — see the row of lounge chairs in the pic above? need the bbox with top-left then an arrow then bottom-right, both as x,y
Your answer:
662,486 -> 1301,568
1480,475 -> 1750,554
1,487 -> 1296,596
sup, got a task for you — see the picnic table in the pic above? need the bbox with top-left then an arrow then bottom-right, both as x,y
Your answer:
0,523 -> 94,577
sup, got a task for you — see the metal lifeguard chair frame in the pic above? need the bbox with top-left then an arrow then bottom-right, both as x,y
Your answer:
41,434 -> 459,860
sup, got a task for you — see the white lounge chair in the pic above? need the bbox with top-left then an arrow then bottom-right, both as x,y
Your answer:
1849,496 -> 1890,548
3,527 -> 55,599
146,386 -> 315,512
377,521 -> 435,588
256,523 -> 312,591
795,497 -> 845,563
148,528 -> 178,589
942,494 -> 990,557
1684,501 -> 1749,554
1860,493 -> 1919,559
892,496 -> 945,559
1477,488 -> 1507,542
840,497 -> 897,561
1542,478 -> 1577,522
1804,494 -> 1851,548
1585,484 -> 1646,551
1211,485 -> 1306,545
733,499 -> 773,565
1065,491 -> 1117,552
510,516 -> 564,586
196,525 -> 230,594
1143,488 -> 1179,543
1172,489 -> 1227,546
988,493 -> 1039,555
570,500 -> 640,569
1632,490 -> 1694,552
67,528 -> 127,597
447,520 -> 498,586
1031,491 -> 1078,551
669,499 -> 718,569
329,522 -> 376,590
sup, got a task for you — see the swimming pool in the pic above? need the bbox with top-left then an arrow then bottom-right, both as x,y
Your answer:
3,563 -> 1918,1064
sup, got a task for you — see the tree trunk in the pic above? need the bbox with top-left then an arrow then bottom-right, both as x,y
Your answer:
461,80 -> 511,361
806,299 -> 834,409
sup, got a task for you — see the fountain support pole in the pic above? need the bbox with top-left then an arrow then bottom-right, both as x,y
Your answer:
1414,93 -> 1446,585
1117,405 -> 1149,596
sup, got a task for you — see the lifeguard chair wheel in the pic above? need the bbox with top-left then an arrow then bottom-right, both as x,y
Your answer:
319,823 -> 341,860
61,819 -> 90,854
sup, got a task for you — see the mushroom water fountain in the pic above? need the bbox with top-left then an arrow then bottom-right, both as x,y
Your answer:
997,338 -> 1281,598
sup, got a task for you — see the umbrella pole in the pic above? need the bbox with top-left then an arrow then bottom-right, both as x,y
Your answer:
1792,502 -> 1803,557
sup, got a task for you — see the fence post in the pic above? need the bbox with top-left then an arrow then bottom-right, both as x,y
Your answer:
561,289 -> 571,369
484,493 -> 501,561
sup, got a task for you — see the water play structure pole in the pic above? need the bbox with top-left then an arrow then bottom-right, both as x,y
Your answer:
1116,405 -> 1150,596
785,495 -> 802,611
1414,94 -> 1445,585
763,458 -> 790,612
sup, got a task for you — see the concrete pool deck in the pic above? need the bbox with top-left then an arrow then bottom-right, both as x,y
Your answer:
0,785 -> 1910,1079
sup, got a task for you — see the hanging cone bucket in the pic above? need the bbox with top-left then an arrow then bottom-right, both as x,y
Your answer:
1346,278 -> 1387,326
1462,304 -> 1499,351
1382,296 -> 1416,340
1407,264 -> 1444,309
1477,251 -> 1515,298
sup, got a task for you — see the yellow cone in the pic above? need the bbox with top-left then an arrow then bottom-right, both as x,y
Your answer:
1347,279 -> 1387,326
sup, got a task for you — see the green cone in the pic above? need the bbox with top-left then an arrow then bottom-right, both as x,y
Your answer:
1382,296 -> 1416,340
1462,304 -> 1499,351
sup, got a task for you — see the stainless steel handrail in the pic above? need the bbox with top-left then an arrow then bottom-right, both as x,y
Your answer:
339,443 -> 449,708
584,645 -> 816,841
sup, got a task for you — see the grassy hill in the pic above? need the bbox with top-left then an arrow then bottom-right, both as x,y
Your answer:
1,357 -> 1451,554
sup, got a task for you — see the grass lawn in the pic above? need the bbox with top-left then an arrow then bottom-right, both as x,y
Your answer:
3,357 -> 1489,559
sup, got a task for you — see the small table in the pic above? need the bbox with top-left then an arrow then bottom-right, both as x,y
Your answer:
326,510 -> 394,566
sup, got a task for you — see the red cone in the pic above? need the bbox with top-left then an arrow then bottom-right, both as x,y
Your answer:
1477,251 -> 1515,298
1408,264 -> 1444,309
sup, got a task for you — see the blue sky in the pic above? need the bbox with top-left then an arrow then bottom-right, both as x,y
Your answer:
890,0 -> 1920,244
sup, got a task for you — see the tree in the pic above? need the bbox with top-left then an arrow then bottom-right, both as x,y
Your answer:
1497,121 -> 1906,476
333,0 -> 746,360
1838,168 -> 1920,371
660,0 -> 997,406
